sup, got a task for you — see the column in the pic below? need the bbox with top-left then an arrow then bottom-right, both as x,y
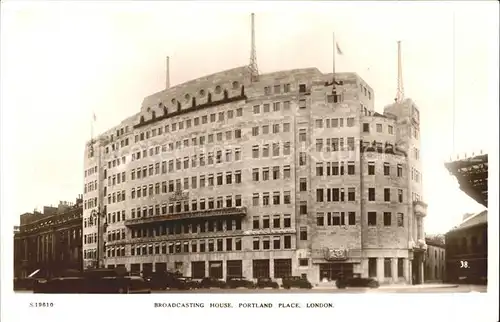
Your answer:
376,257 -> 384,283
222,261 -> 227,280
391,258 -> 398,283
420,260 -> 424,284
269,259 -> 275,279
205,261 -> 209,278
360,258 -> 369,278
404,258 -> 410,284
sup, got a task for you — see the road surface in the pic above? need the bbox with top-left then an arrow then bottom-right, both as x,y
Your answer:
15,284 -> 487,294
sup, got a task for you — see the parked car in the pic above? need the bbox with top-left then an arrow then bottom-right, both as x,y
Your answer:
34,275 -> 151,294
335,273 -> 379,289
255,277 -> 279,289
226,276 -> 255,289
14,277 -> 44,291
199,277 -> 227,289
282,276 -> 313,289
177,277 -> 200,289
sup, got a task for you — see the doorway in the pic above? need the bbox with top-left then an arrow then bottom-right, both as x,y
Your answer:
319,263 -> 353,281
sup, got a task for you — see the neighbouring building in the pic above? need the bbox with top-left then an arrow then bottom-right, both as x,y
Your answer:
445,210 -> 487,284
424,235 -> 446,282
13,196 -> 83,279
82,18 -> 427,285
444,154 -> 488,284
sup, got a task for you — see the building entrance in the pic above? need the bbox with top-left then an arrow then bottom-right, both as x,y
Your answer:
319,263 -> 353,281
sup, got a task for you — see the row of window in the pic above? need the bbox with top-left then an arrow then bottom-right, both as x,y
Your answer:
107,190 -> 126,205
411,168 -> 422,183
133,108 -> 244,145
251,142 -> 292,158
107,172 -> 126,187
252,101 -> 293,115
84,198 -> 98,210
314,137 -> 356,152
251,214 -> 292,230
314,118 -> 357,129
361,122 -> 395,135
129,217 -> 245,237
83,233 -> 98,245
84,180 -> 98,193
251,166 -> 292,181
368,187 -> 404,203
84,166 -> 98,178
315,162 -> 356,176
131,130 -> 245,162
315,188 -> 357,202
107,137 -> 130,154
251,122 -> 292,137
369,258 -> 404,278
129,150 -> 243,182
130,195 -> 243,219
129,171 -> 244,201
251,191 -> 292,206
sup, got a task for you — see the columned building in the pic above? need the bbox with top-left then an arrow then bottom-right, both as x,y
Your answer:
83,65 -> 427,285
13,197 -> 83,279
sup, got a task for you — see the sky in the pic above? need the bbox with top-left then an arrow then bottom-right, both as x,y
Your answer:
1,1 -> 498,234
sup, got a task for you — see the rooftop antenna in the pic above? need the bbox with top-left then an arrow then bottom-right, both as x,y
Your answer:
166,56 -> 171,89
395,41 -> 404,103
249,13 -> 259,82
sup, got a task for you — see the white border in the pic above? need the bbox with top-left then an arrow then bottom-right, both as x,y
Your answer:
1,2 -> 498,322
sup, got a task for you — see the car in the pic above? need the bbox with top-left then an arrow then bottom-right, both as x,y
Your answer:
198,277 -> 227,289
177,277 -> 200,289
282,276 -> 313,289
226,276 -> 255,289
335,273 -> 379,289
34,275 -> 151,294
255,277 -> 279,289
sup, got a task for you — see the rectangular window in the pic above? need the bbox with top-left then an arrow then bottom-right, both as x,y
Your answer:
397,164 -> 403,177
363,123 -> 370,132
368,258 -> 377,277
384,258 -> 392,278
348,188 -> 355,201
384,212 -> 392,226
397,258 -> 404,277
384,163 -> 390,176
316,188 -> 324,202
384,188 -> 391,202
398,189 -> 403,203
299,178 -> 307,191
316,213 -> 324,226
348,212 -> 355,225
299,201 -> 307,215
368,188 -> 375,201
397,213 -> 404,227
368,212 -> 377,226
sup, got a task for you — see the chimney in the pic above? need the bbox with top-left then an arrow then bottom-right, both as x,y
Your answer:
166,56 -> 170,89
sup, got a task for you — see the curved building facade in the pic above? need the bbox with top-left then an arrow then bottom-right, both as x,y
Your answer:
82,66 -> 427,285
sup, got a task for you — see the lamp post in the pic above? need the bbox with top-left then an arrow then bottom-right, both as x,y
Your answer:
90,208 -> 107,268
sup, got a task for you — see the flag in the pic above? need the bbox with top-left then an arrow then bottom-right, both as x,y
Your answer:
93,113 -> 97,122
336,42 -> 343,55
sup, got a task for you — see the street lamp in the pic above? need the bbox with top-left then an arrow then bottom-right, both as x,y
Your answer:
89,207 -> 107,269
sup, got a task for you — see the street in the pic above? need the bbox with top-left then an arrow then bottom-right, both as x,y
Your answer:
15,284 -> 487,294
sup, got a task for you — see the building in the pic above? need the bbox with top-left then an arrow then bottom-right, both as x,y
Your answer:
424,235 -> 446,282
82,63 -> 428,285
444,153 -> 488,284
13,196 -> 83,278
445,210 -> 487,284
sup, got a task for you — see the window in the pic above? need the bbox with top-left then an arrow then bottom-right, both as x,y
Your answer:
347,117 -> 355,127
376,124 -> 383,133
272,143 -> 280,156
273,237 -> 281,250
316,188 -> 324,202
398,189 -> 403,203
284,236 -> 291,249
363,123 -> 370,132
299,152 -> 307,165
253,217 -> 260,230
299,259 -> 308,267
384,212 -> 391,226
272,166 -> 280,180
315,119 -> 323,128
273,191 -> 280,205
272,124 -> 280,133
252,168 -> 259,181
253,260 -> 270,279
252,126 -> 259,136
384,188 -> 391,202
384,258 -> 392,278
253,105 -> 260,114
388,125 -> 394,134
273,102 -> 280,111
283,191 -> 291,204
368,258 -> 377,277
299,227 -> 308,240
368,188 -> 375,201
368,212 -> 377,226
299,201 -> 307,215
397,213 -> 404,227
299,178 -> 307,191
283,165 -> 291,179
347,162 -> 355,175
283,123 -> 290,132
348,212 -> 355,225
397,164 -> 403,177
299,99 -> 306,109
348,188 -> 355,201
252,193 -> 259,206
368,162 -> 375,175
252,146 -> 259,158
316,162 -> 323,176
316,213 -> 324,226
384,163 -> 390,176
283,142 -> 291,155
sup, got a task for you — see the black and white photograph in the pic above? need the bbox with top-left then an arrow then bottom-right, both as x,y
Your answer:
1,1 -> 498,322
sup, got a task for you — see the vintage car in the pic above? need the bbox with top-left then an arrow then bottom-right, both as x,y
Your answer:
34,274 -> 151,294
255,277 -> 279,289
335,273 -> 379,289
226,276 -> 255,289
282,276 -> 313,289
198,277 -> 227,289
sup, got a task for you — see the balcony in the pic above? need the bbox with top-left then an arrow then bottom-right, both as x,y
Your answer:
411,239 -> 428,253
413,200 -> 428,217
124,207 -> 247,227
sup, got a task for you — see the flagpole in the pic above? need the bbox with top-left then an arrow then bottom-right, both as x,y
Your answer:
332,32 -> 336,86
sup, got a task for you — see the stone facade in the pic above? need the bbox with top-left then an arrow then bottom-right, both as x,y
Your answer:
82,66 -> 426,285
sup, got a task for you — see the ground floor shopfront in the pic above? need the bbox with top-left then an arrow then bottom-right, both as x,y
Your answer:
104,248 -> 423,285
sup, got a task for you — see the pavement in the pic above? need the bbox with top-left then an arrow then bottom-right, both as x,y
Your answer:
14,284 -> 487,294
